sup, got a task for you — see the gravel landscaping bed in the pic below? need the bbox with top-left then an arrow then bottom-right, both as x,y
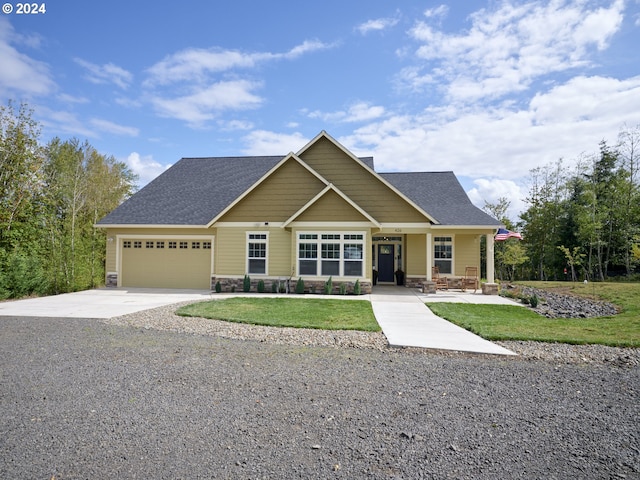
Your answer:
104,302 -> 640,366
1,314 -> 638,479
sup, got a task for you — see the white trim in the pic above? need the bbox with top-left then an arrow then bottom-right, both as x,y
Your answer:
288,221 -> 375,228
98,224 -> 210,229
214,222 -> 283,228
431,224 -> 500,230
116,233 -> 215,288
246,231 -> 269,276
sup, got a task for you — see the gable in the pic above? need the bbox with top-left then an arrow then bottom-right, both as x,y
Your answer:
217,156 -> 326,222
292,188 -> 374,223
298,135 -> 431,223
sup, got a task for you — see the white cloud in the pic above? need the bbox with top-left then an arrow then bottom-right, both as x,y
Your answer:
341,75 -> 640,181
150,80 -> 263,126
39,108 -> 96,138
90,118 -> 139,137
125,152 -> 170,186
57,93 -> 89,104
74,58 -> 133,89
0,18 -> 55,96
144,40 -> 334,87
308,101 -> 385,123
423,5 -> 449,19
466,178 -> 527,222
242,130 -> 309,156
402,0 -> 625,101
356,14 -> 400,35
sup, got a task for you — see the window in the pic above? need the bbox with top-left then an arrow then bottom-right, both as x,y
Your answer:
247,233 -> 267,274
203,241 -> 211,249
179,241 -> 188,249
344,243 -> 363,276
156,241 -> 165,249
298,242 -> 318,275
321,242 -> 340,275
134,241 -> 142,249
146,241 -> 154,249
169,241 -> 177,249
297,232 -> 365,277
192,242 -> 200,249
123,241 -> 131,248
434,236 -> 453,274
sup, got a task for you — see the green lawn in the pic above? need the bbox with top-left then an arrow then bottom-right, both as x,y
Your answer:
176,297 -> 380,332
427,281 -> 640,347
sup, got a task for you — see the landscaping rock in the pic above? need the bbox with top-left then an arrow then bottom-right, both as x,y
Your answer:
502,284 -> 619,318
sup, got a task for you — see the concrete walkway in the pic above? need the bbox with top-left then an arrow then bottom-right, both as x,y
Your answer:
370,286 -> 517,356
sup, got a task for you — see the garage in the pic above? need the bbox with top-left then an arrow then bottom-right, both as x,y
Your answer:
119,237 -> 213,289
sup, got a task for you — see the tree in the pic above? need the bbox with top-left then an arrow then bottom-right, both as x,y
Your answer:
43,138 -> 137,292
0,101 -> 45,252
520,160 -> 568,280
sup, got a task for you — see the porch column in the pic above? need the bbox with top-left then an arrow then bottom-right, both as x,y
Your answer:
426,233 -> 433,281
485,233 -> 495,283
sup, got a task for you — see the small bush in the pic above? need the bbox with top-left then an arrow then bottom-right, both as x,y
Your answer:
529,293 -> 539,308
354,279 -> 361,295
215,281 -> 222,293
324,276 -> 333,295
231,285 -> 236,293
295,277 -> 305,294
339,283 -> 346,295
271,281 -> 278,293
257,279 -> 265,293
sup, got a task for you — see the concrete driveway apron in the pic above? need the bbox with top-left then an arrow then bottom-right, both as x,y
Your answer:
370,286 -> 516,355
0,288 -> 212,319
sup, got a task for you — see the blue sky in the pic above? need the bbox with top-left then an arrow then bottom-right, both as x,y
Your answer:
2,0 -> 639,220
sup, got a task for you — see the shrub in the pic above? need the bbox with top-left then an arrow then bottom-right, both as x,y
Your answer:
354,279 -> 361,295
529,293 -> 539,308
231,285 -> 236,293
295,277 -> 305,294
324,276 -> 333,295
215,281 -> 222,293
257,279 -> 265,293
243,274 -> 251,293
271,281 -> 278,293
339,283 -> 346,295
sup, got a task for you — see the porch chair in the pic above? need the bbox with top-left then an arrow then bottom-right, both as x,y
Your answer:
432,266 -> 448,291
462,266 -> 479,293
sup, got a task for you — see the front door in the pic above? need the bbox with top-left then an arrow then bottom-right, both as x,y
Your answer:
377,244 -> 395,282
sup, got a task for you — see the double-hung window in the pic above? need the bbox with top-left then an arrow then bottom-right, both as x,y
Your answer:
297,232 -> 364,277
434,236 -> 453,274
247,233 -> 267,274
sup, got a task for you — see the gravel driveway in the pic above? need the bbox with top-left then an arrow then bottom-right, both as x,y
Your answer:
1,313 -> 638,479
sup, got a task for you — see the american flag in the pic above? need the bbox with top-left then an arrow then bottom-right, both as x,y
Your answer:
495,228 -> 523,241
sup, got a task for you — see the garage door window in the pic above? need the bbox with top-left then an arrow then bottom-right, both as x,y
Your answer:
247,233 -> 267,275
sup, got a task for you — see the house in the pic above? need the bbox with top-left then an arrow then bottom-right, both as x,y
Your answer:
97,131 -> 502,293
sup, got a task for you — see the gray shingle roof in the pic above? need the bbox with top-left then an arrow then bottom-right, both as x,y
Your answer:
97,156 -> 282,225
98,156 -> 500,227
380,171 -> 501,226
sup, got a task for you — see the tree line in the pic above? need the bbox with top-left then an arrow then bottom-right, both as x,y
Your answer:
486,125 -> 640,282
0,101 -> 137,298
